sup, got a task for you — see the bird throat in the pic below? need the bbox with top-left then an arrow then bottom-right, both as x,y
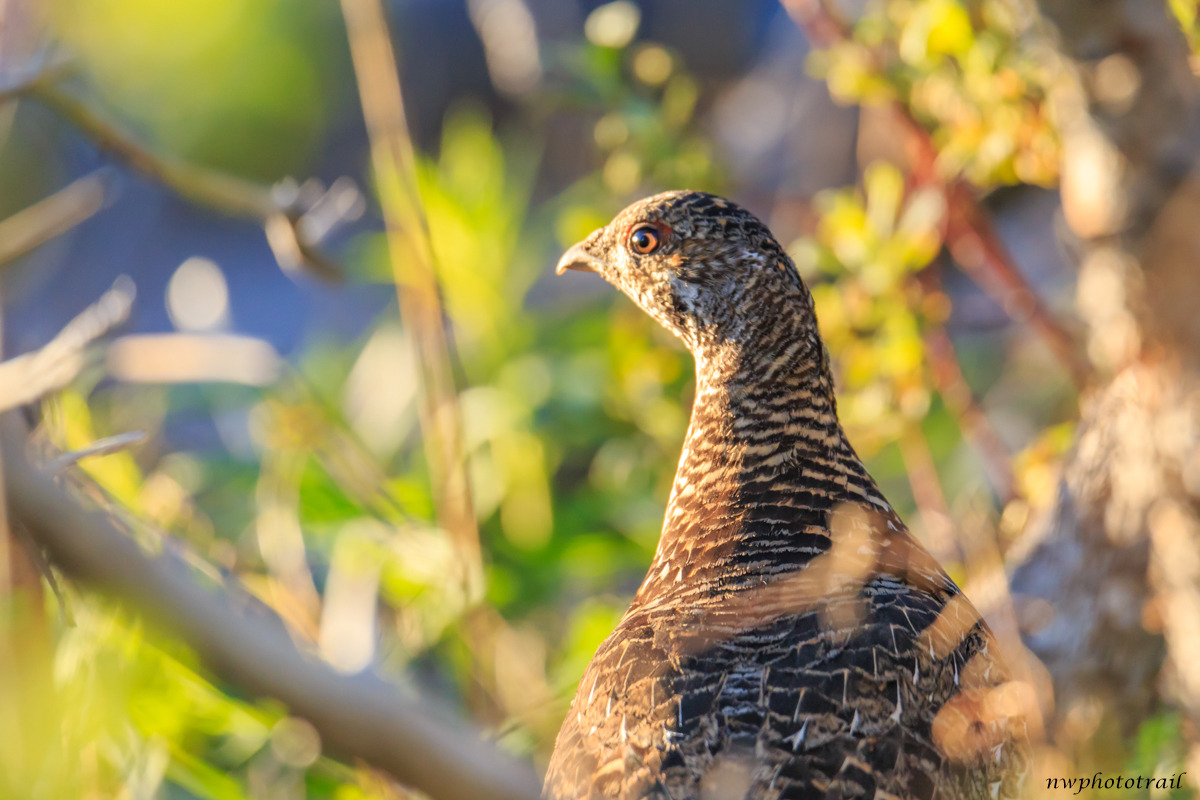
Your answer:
631,326 -> 889,607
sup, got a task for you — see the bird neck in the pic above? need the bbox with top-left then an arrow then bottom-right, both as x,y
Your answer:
634,321 -> 890,604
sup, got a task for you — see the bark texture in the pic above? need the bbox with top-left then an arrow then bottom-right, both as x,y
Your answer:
1010,0 -> 1200,765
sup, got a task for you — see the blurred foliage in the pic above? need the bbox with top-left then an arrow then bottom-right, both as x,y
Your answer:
6,12 -> 719,794
1170,0 -> 1200,52
0,0 -> 1190,797
811,0 -> 1061,185
555,28 -> 723,240
1120,713 -> 1192,799
795,161 -> 947,451
48,0 -> 346,179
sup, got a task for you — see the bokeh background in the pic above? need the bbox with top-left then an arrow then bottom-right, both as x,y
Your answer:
1,0 -> 1197,797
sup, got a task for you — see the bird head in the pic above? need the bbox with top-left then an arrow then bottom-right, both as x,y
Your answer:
556,191 -> 816,354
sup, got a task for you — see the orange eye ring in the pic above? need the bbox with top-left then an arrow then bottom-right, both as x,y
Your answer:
628,225 -> 662,255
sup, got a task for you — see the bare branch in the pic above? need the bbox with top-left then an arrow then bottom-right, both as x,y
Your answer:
897,426 -> 961,566
923,323 -> 1015,504
45,430 -> 147,472
340,0 -> 484,597
0,276 -> 135,412
10,521 -> 72,625
0,170 -> 110,269
0,52 -> 71,104
779,0 -> 1091,387
0,417 -> 541,800
106,333 -> 282,387
930,170 -> 1089,388
26,83 -> 346,284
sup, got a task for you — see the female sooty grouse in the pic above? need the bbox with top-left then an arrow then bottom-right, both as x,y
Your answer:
546,191 -> 1029,800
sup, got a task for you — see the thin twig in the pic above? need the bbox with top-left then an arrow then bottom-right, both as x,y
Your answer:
0,170 -> 110,269
11,522 -> 73,626
0,73 -> 41,105
45,430 -> 146,472
898,425 -> 962,566
0,54 -> 71,105
923,325 -> 1015,502
35,84 -> 273,217
783,0 -> 853,46
780,0 -> 1091,387
339,0 -> 484,598
254,444 -> 322,639
910,135 -> 1089,387
26,83 -> 344,284
0,416 -> 541,800
0,276 -> 135,412
282,373 -> 420,526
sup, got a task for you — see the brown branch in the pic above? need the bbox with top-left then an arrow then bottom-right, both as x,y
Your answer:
924,324 -> 1016,504
782,0 -> 853,47
0,57 -> 70,105
780,0 -> 1091,388
339,0 -> 483,598
898,425 -> 961,566
25,84 -> 343,284
914,141 -> 1089,388
0,416 -> 541,800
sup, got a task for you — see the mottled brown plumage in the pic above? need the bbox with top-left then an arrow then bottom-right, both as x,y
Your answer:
546,191 -> 1028,800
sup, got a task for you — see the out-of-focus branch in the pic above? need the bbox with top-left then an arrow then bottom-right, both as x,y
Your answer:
0,170 -> 110,269
33,85 -> 268,216
780,0 -> 852,47
339,0 -> 483,597
45,430 -> 146,472
1,418 -> 541,800
780,0 -> 1091,388
0,56 -> 69,105
1009,0 -> 1200,767
924,324 -> 1015,504
20,83 -> 345,284
897,426 -> 960,566
106,333 -> 282,387
924,162 -> 1088,388
0,276 -> 134,412
0,74 -> 40,105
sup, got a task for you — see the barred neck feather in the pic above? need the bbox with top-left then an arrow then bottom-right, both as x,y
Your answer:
634,303 -> 893,606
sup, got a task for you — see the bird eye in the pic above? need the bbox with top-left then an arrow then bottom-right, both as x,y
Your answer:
628,225 -> 662,255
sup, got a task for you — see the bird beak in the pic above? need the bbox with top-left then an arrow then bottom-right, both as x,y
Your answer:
555,242 -> 608,276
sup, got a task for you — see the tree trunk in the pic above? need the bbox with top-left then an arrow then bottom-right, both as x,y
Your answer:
1010,0 -> 1200,769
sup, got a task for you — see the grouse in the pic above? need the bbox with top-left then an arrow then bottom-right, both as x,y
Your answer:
545,191 -> 1029,800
